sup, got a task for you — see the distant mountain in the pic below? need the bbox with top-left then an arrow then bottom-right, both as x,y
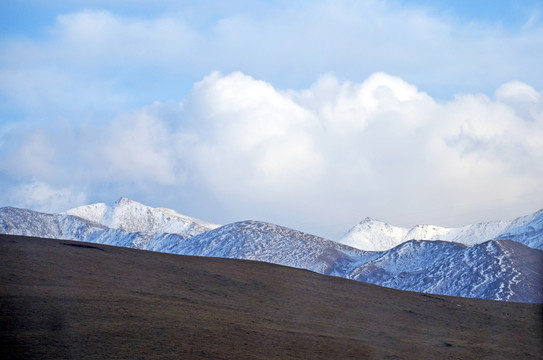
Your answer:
163,220 -> 543,302
348,239 -> 542,302
338,218 -> 409,251
0,205 -> 200,252
0,206 -> 378,274
164,220 -> 380,274
64,197 -> 219,236
1,200 -> 542,302
495,210 -> 543,250
339,210 -> 543,251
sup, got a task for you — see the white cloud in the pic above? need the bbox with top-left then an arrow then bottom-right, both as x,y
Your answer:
178,72 -> 543,233
495,81 -> 542,122
2,2 -> 543,122
9,181 -> 87,213
52,10 -> 198,66
1,71 -> 542,238
3,128 -> 58,179
88,109 -> 186,185
185,72 -> 324,200
0,9 -> 198,118
2,1 -> 543,239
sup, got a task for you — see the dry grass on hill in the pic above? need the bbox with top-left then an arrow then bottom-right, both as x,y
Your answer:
1,234 -> 542,359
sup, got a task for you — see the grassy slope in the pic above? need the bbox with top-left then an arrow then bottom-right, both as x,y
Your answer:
0,234 -> 542,360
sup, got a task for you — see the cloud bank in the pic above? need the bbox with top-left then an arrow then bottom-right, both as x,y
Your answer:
1,2 -> 542,237
2,71 -> 542,238
1,3 -> 543,122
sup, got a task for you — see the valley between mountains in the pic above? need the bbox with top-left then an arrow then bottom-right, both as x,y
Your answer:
1,197 -> 542,303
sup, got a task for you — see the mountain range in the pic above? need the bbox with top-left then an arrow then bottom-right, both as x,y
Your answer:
1,198 -> 542,303
338,211 -> 543,251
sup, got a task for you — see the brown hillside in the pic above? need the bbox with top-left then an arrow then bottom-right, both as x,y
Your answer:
1,234 -> 542,359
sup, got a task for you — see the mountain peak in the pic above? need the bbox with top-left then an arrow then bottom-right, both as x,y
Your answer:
340,209 -> 543,252
112,197 -> 139,206
64,198 -> 219,236
338,218 -> 408,251
359,217 -> 385,224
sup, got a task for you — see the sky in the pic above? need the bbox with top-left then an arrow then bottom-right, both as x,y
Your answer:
1,0 -> 542,239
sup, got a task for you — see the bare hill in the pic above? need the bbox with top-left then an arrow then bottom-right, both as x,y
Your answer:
1,234 -> 542,359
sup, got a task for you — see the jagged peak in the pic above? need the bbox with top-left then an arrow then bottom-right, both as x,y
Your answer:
112,197 -> 141,207
358,217 -> 388,225
342,208 -> 543,252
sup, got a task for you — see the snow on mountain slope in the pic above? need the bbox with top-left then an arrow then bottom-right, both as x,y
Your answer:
0,206 -> 378,278
348,239 -> 543,302
0,206 -> 190,251
338,218 -> 409,252
0,206 -> 106,240
1,204 -> 542,302
495,210 -> 543,250
144,219 -> 542,302
167,220 -> 379,275
339,210 -> 543,251
145,219 -> 543,302
64,197 -> 219,237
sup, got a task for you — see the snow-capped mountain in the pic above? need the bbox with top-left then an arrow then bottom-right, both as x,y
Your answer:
338,218 -> 409,251
64,197 -> 219,236
339,210 -> 543,251
347,239 -> 542,302
164,220 -> 380,274
0,199 -> 221,252
0,198 -> 219,252
176,221 -> 541,302
495,210 -> 543,250
0,206 -> 186,250
1,200 -> 542,302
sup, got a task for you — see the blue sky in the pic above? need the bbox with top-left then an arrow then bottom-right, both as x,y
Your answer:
1,0 -> 542,238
